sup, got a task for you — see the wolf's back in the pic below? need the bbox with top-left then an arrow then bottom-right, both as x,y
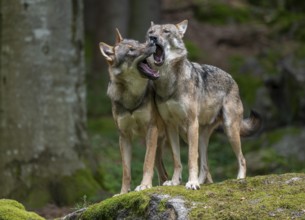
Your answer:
240,110 -> 262,137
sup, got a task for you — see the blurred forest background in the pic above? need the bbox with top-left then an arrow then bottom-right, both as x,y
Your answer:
1,0 -> 305,217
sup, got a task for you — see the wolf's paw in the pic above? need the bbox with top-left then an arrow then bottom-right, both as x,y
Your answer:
134,184 -> 152,191
113,192 -> 125,197
163,180 -> 180,186
185,181 -> 200,190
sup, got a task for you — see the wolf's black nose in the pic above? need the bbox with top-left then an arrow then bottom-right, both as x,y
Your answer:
149,36 -> 158,44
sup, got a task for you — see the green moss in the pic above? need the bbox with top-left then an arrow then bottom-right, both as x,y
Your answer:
51,169 -> 102,206
80,173 -> 305,219
157,198 -> 167,213
81,191 -> 151,219
0,199 -> 45,220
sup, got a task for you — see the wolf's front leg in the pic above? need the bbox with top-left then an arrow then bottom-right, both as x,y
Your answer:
119,135 -> 132,194
198,128 -> 213,184
135,125 -> 158,191
186,118 -> 200,190
163,125 -> 182,186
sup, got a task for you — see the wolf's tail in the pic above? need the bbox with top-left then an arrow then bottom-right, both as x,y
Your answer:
240,110 -> 262,137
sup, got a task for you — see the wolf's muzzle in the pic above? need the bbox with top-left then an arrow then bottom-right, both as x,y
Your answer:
149,36 -> 158,44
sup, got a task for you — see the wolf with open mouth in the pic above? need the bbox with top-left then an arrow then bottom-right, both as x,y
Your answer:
144,20 -> 262,190
99,29 -> 168,194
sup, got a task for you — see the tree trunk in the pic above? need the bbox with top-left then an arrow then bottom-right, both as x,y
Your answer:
0,0 -> 100,208
84,0 -> 130,116
128,0 -> 161,41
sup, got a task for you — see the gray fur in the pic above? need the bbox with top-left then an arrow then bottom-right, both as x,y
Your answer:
146,20 -> 261,187
99,37 -> 168,194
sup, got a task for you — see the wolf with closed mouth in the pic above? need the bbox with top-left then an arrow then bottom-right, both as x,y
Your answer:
143,20 -> 261,189
99,29 -> 167,194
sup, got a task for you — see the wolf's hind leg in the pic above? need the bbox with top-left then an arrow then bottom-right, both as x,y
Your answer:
155,136 -> 168,185
223,104 -> 246,179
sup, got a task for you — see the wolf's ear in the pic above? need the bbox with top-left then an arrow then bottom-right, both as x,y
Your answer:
150,21 -> 154,27
176,20 -> 188,37
115,28 -> 123,44
99,42 -> 114,63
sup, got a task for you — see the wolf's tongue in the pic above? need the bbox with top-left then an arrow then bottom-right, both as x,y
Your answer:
138,61 -> 159,80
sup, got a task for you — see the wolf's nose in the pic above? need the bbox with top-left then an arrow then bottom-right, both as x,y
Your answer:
149,36 -> 157,43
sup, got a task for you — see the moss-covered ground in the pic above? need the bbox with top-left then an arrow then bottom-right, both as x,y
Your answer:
80,173 -> 305,219
0,199 -> 45,220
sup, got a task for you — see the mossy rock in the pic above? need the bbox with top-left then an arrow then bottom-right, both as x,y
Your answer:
0,199 -> 45,220
66,173 -> 305,219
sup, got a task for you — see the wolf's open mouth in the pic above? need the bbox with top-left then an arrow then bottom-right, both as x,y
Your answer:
138,59 -> 159,80
153,44 -> 164,66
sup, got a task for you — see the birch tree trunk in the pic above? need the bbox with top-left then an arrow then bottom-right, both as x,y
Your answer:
0,0 -> 100,208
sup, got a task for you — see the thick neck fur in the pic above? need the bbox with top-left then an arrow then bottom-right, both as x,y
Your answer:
153,54 -> 188,99
107,68 -> 149,111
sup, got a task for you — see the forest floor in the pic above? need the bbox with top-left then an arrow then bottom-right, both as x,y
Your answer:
35,204 -> 72,219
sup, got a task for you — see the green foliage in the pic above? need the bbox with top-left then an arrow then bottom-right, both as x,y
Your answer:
0,199 -> 45,220
229,55 -> 263,108
87,81 -> 112,117
88,117 -> 117,138
185,40 -> 202,62
266,10 -> 305,41
75,195 -> 92,210
26,185 -> 52,209
243,127 -> 305,175
50,169 -> 102,206
194,1 -> 252,25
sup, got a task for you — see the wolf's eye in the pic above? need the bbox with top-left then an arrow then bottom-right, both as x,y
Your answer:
148,30 -> 154,34
163,29 -> 170,34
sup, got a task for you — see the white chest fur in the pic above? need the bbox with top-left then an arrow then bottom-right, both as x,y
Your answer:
117,107 -> 151,136
157,99 -> 188,126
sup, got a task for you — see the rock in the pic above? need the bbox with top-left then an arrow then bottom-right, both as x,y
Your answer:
272,129 -> 305,162
246,127 -> 304,174
63,173 -> 305,219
